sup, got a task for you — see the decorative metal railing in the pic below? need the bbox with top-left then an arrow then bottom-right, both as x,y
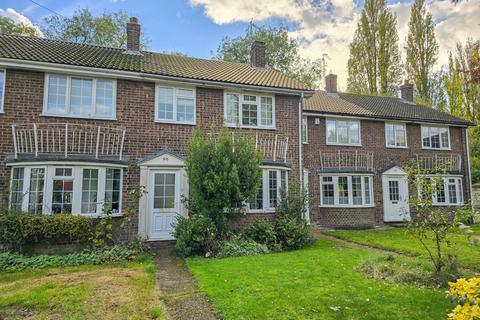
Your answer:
319,151 -> 374,171
12,123 -> 126,160
415,153 -> 462,172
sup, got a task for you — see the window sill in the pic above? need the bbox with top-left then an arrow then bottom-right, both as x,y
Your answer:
326,143 -> 362,147
225,124 -> 277,130
386,145 -> 408,149
247,209 -> 276,214
302,142 -> 308,145
79,213 -> 123,218
432,203 -> 463,207
155,119 -> 196,126
319,205 -> 375,208
41,113 -> 116,121
421,147 -> 452,151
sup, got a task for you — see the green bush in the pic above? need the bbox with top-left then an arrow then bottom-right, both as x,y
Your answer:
173,214 -> 219,257
0,245 -> 148,272
274,218 -> 314,251
0,212 -> 93,252
217,237 -> 269,258
242,220 -> 277,250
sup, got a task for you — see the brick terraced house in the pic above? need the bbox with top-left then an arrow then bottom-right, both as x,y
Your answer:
0,18 -> 474,241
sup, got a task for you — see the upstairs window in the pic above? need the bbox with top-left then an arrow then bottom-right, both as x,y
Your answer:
225,93 -> 275,129
385,123 -> 407,148
302,117 -> 308,144
422,126 -> 450,150
326,119 -> 360,146
156,86 -> 195,124
0,70 -> 5,113
44,74 -> 116,119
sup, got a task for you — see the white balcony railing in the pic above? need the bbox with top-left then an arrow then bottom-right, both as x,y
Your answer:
208,132 -> 289,162
319,151 -> 374,171
12,123 -> 126,160
415,154 -> 462,172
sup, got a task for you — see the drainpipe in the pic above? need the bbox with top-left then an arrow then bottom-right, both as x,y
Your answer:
298,92 -> 304,187
465,128 -> 473,207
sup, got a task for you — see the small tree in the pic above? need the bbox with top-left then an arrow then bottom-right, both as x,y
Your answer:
404,163 -> 477,273
185,128 -> 263,235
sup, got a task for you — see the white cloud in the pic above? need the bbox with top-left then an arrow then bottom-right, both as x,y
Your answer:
190,0 -> 479,91
0,8 -> 43,37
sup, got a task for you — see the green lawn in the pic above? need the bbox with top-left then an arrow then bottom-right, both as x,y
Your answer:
187,240 -> 451,320
323,226 -> 480,270
0,259 -> 166,320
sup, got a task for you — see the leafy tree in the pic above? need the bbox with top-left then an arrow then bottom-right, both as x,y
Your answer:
0,17 -> 40,37
406,0 -> 439,102
216,22 -> 326,89
347,0 -> 402,96
42,8 -> 149,49
185,128 -> 263,235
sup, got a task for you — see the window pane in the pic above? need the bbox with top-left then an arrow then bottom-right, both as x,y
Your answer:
51,179 -> 73,214
225,94 -> 239,124
338,176 -> 349,204
440,128 -> 449,148
260,97 -> 273,126
157,87 -> 174,120
458,179 -> 463,204
176,97 -> 195,123
448,179 -> 457,204
28,168 -> 45,213
105,168 -> 121,213
430,127 -> 441,148
349,121 -> 360,144
364,176 -> 371,205
269,170 -> 278,208
386,124 -> 395,146
177,88 -> 194,97
250,183 -> 263,210
326,120 -> 336,143
153,173 -> 175,209
71,78 -> 93,115
302,117 -> 308,143
47,75 -> 67,113
95,80 -> 114,116
0,70 -> 4,110
422,127 -> 430,147
436,182 -> 446,203
395,125 -> 406,146
352,176 -> 362,205
81,169 -> 98,214
389,180 -> 400,201
10,168 -> 24,212
242,104 -> 257,126
322,176 -> 334,205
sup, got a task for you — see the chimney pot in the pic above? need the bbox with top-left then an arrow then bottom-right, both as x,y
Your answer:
126,17 -> 140,52
250,41 -> 266,68
400,79 -> 414,102
325,74 -> 337,94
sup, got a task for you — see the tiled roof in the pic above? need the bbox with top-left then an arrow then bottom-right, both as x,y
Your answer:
0,34 -> 312,91
304,90 -> 473,126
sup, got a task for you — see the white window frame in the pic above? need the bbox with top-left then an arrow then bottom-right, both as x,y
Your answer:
417,175 -> 464,206
224,92 -> 276,129
0,69 -> 6,114
302,116 -> 308,144
326,118 -> 361,146
248,167 -> 289,213
385,122 -> 407,148
421,125 -> 451,150
8,164 -> 124,217
42,74 -> 117,120
155,85 -> 196,125
319,174 -> 374,208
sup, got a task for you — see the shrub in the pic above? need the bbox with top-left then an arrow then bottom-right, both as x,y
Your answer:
0,245 -> 148,272
242,220 -> 277,250
0,212 -> 93,252
217,237 -> 269,258
447,277 -> 480,320
274,218 -> 314,251
173,214 -> 219,257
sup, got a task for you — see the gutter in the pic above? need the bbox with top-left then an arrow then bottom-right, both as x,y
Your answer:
298,93 -> 304,187
465,129 -> 474,206
0,58 -> 315,97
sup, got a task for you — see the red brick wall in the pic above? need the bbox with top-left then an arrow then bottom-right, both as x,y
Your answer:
0,69 -> 301,237
302,115 -> 471,228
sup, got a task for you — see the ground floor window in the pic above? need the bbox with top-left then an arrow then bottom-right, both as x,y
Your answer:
320,175 -> 374,207
9,164 -> 123,216
249,168 -> 289,212
418,176 -> 463,206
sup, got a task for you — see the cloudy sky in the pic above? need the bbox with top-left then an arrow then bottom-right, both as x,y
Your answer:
2,0 -> 479,90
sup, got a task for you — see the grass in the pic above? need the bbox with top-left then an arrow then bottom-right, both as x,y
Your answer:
0,257 -> 166,320
323,226 -> 480,270
187,240 -> 452,320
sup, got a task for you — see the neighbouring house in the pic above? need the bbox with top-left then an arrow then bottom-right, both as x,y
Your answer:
0,18 -> 474,242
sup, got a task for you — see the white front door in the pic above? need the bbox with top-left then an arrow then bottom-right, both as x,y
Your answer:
148,171 -> 180,240
383,175 -> 410,222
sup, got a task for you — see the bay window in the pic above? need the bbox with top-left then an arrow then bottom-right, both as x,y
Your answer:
156,86 -> 195,124
385,123 -> 407,148
249,168 -> 288,212
44,74 -> 116,119
225,93 -> 275,129
422,126 -> 450,149
8,165 -> 123,216
419,176 -> 463,205
320,175 -> 374,207
326,119 -> 361,146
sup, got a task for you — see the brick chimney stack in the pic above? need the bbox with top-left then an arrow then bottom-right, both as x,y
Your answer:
250,41 -> 266,68
126,17 -> 140,52
400,79 -> 414,102
325,74 -> 337,94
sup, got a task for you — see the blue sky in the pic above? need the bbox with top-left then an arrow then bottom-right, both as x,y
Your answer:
2,0 -> 479,89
